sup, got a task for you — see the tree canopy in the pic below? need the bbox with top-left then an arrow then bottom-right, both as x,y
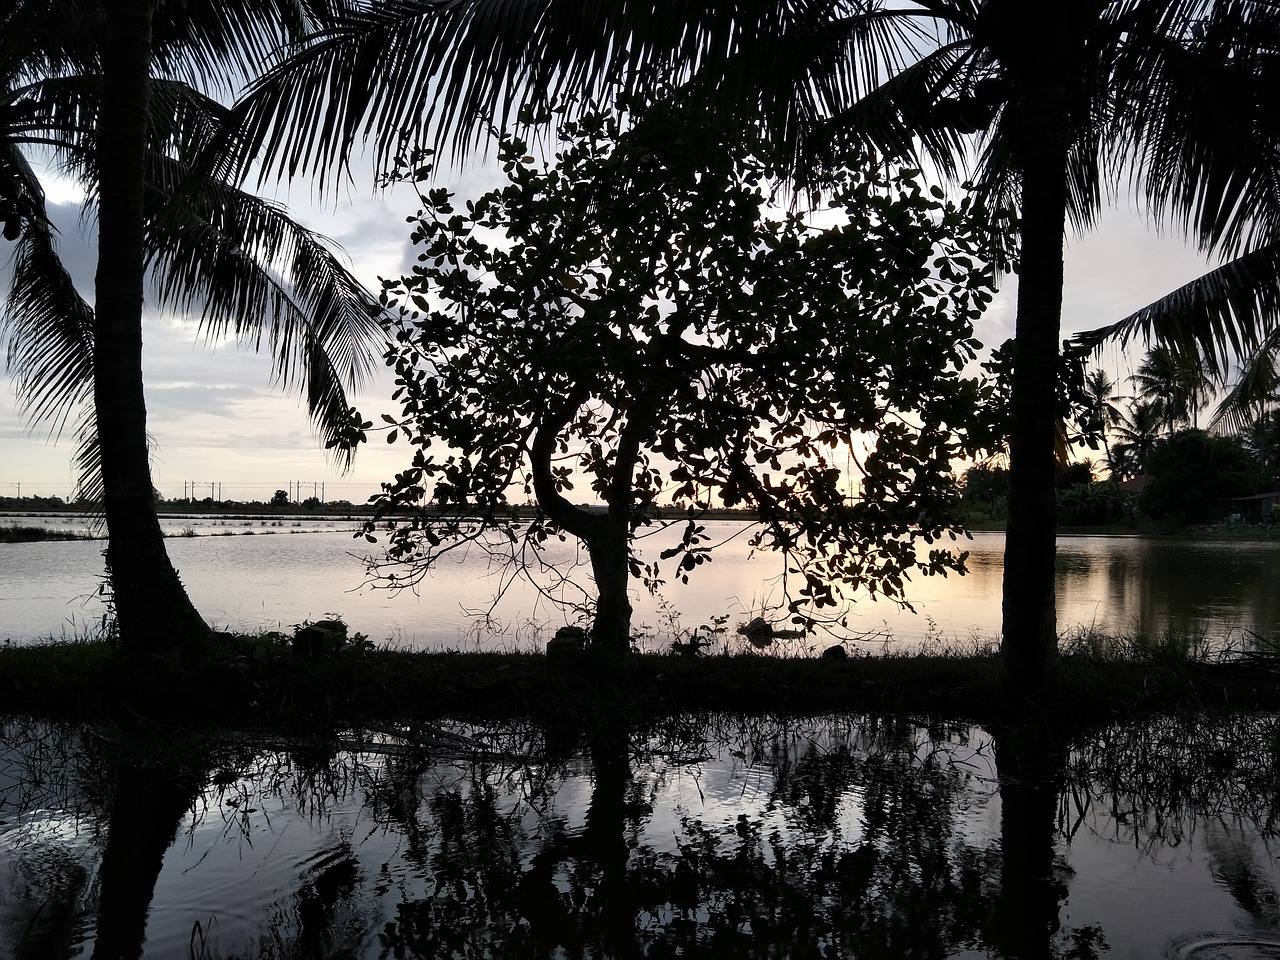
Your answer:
355,107 -> 1002,648
1140,430 -> 1259,525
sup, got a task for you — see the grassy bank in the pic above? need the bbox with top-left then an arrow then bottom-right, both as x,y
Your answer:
0,523 -> 95,543
3,629 -> 1279,733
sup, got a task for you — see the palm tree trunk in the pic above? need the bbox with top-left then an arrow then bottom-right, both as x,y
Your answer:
1000,13 -> 1076,694
95,0 -> 209,658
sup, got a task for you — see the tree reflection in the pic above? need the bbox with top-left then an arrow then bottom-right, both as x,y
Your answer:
2,711 -> 1280,958
368,715 -> 1079,958
993,722 -> 1096,960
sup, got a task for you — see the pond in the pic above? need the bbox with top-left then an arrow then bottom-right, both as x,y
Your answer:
1,712 -> 1278,958
4,516 -> 1280,651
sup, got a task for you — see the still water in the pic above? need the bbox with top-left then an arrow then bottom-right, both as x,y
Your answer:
4,516 -> 1280,650
1,713 -> 1278,958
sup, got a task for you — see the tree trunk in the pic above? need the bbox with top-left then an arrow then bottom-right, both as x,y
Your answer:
586,524 -> 633,652
531,390 -> 637,654
95,0 -> 210,658
999,8 -> 1075,695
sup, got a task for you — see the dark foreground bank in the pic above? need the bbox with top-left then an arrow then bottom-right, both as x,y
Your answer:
3,633 -> 1279,731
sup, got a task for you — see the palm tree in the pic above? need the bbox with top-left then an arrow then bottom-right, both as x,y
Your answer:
1128,345 -> 1211,433
1080,4 -> 1280,441
1081,367 -> 1123,479
3,0 -> 384,656
1111,399 -> 1164,476
1104,442 -> 1139,484
798,1 -> 1280,691
1241,408 -> 1280,478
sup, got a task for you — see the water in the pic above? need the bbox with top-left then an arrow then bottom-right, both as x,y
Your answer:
1,713 -> 1278,958
4,515 -> 1280,650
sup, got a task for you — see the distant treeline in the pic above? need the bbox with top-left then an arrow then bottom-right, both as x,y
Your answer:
0,495 -> 759,522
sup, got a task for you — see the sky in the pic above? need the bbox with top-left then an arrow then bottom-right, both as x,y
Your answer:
0,161 -> 1218,505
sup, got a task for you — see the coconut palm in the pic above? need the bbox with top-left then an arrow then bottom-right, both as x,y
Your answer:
3,0 -> 385,655
1241,408 -> 1280,478
1081,367 -> 1124,477
1127,345 -> 1211,433
1103,442 -> 1139,484
1111,399 -> 1165,475
795,1 -> 1280,690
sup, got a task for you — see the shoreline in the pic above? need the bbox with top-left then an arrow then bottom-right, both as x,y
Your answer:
3,636 -> 1279,733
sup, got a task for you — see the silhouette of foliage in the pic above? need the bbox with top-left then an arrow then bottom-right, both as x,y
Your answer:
354,104 -> 1002,646
1140,429 -> 1260,524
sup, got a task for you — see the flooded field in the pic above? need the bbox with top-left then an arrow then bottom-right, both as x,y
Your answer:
1,712 -> 1278,958
4,516 -> 1280,652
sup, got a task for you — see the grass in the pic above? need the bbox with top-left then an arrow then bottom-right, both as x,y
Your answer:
4,622 -> 1280,733
0,523 -> 95,543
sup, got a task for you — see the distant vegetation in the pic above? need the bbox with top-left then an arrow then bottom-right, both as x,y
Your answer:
0,523 -> 94,543
964,348 -> 1280,532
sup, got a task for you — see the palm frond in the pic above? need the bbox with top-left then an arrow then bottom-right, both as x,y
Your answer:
1208,325 -> 1280,434
150,0 -> 353,94
2,75 -> 97,163
1111,0 -> 1280,258
803,30 -> 977,178
1,193 -> 95,440
223,0 -> 866,188
71,409 -> 103,506
141,151 -> 387,464
1077,242 -> 1280,379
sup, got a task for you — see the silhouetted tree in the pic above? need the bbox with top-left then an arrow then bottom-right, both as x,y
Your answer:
1140,429 -> 1259,524
360,107 -> 999,650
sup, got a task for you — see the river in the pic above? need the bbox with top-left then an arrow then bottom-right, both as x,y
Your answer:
3,515 -> 1280,651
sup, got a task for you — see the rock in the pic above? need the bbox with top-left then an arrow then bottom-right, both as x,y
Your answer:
822,644 -> 849,661
738,617 -> 774,647
293,619 -> 348,661
547,626 -> 588,661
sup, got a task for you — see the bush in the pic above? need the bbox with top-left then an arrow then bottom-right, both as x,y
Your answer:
1056,482 -> 1127,526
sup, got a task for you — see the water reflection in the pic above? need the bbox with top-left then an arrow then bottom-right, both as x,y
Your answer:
2,713 -> 1280,958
